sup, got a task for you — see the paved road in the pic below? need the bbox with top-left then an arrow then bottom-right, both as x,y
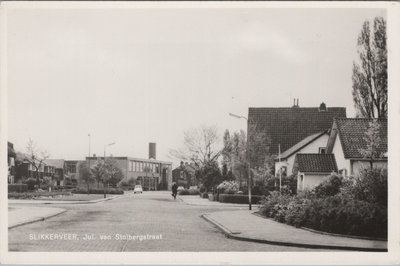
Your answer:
9,191 -> 319,251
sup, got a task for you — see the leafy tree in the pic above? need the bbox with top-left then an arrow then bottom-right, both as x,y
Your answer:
91,160 -> 105,188
103,158 -> 124,187
195,161 -> 221,191
78,161 -> 94,193
352,17 -> 387,118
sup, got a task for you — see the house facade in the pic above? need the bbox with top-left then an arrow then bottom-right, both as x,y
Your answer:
44,159 -> 68,187
293,153 -> 338,191
275,131 -> 330,176
326,118 -> 387,176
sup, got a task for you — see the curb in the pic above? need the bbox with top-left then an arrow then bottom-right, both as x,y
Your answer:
179,197 -> 248,208
8,209 -> 67,229
9,193 -> 127,205
201,214 -> 387,252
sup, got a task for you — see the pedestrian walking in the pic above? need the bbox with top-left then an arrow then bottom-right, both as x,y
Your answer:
171,182 -> 178,199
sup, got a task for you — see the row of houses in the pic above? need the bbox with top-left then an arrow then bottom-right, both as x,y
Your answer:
249,101 -> 387,192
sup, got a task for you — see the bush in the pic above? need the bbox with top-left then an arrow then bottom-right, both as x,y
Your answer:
259,191 -> 387,238
72,188 -> 124,195
217,180 -> 239,194
313,173 -> 343,198
23,178 -> 37,191
178,188 -> 200,196
218,194 -> 264,204
8,184 -> 28,193
301,195 -> 387,238
341,168 -> 387,206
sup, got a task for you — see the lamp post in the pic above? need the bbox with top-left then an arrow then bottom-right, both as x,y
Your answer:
88,134 -> 91,170
103,142 -> 115,198
229,112 -> 252,210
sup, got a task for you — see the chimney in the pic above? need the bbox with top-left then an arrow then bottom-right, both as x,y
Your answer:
149,142 -> 156,160
292,98 -> 299,108
319,102 -> 327,112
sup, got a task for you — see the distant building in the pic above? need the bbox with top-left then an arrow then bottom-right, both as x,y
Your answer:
7,142 -> 16,184
44,159 -> 68,187
326,118 -> 388,176
248,101 -> 346,168
86,156 -> 172,191
172,161 -> 197,188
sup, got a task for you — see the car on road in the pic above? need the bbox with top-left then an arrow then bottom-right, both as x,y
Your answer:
134,185 -> 143,194
177,186 -> 185,192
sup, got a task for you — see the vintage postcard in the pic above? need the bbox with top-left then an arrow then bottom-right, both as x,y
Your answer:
1,1 -> 399,265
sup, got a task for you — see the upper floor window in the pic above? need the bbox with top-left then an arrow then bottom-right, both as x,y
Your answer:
319,147 -> 326,154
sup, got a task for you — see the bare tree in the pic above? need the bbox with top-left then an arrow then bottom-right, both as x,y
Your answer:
169,125 -> 222,167
22,139 -> 49,188
352,17 -> 387,119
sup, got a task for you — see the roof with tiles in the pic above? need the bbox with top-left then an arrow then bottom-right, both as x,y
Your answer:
248,103 -> 346,156
294,153 -> 338,173
334,118 -> 387,159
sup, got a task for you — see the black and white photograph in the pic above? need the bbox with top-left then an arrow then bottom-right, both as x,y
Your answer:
1,1 -> 399,265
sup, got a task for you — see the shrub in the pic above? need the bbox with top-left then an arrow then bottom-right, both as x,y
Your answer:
217,180 -> 239,194
23,178 -> 37,191
301,195 -> 387,238
341,168 -> 387,206
72,188 -> 124,195
178,189 -> 200,196
218,194 -> 264,204
259,191 -> 387,238
8,184 -> 28,193
313,173 -> 343,198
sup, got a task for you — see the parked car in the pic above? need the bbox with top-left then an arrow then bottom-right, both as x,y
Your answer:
134,185 -> 143,194
177,186 -> 185,192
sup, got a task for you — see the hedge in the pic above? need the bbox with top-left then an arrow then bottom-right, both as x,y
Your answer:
218,194 -> 264,204
200,192 -> 208,199
8,191 -> 71,199
178,189 -> 200,196
72,188 -> 124,195
8,184 -> 28,193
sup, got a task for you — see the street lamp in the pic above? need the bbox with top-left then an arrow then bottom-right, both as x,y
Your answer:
103,142 -> 115,198
229,112 -> 252,210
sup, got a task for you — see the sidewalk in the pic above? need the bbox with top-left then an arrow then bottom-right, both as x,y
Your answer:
8,206 -> 66,229
202,210 -> 387,251
8,191 -> 132,205
179,195 -> 252,208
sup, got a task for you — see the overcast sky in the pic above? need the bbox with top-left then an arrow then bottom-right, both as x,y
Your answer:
6,7 -> 385,166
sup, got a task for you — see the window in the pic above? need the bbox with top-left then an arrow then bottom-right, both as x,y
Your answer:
319,147 -> 326,154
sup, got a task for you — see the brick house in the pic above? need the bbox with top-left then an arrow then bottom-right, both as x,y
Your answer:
44,159 -> 68,187
172,161 -> 197,188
